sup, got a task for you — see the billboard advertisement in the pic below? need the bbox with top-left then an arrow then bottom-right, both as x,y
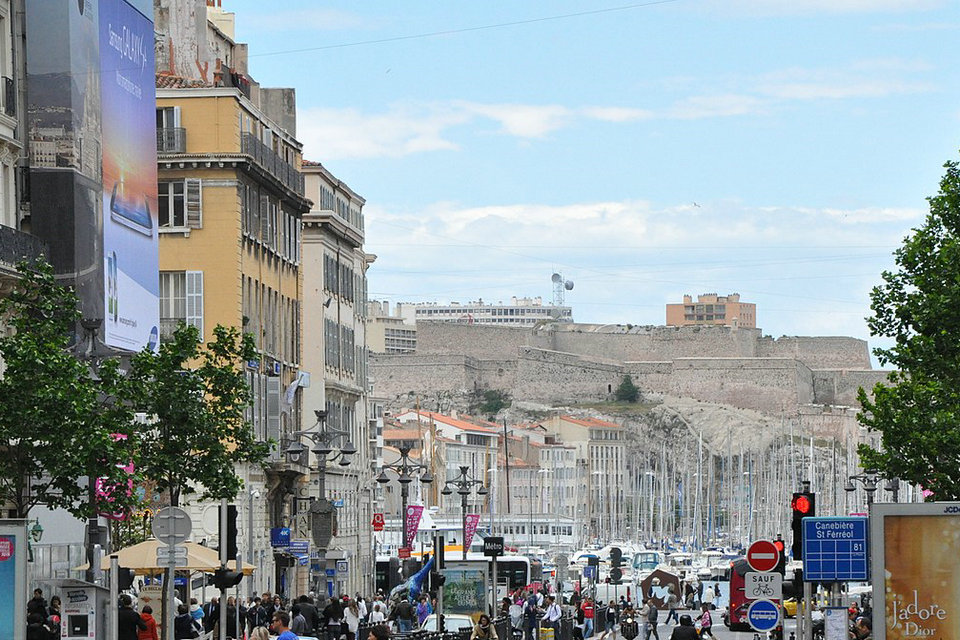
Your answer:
871,503 -> 960,640
99,0 -> 159,351
0,524 -> 27,640
442,564 -> 487,617
26,0 -> 157,351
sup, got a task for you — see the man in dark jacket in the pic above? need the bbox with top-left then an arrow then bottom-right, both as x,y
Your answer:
118,594 -> 147,640
298,595 -> 320,633
202,597 -> 219,634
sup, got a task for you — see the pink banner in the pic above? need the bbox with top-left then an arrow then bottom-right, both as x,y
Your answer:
404,505 -> 424,547
464,513 -> 481,552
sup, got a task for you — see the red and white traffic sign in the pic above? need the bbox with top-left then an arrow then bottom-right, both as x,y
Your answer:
398,547 -> 411,559
746,540 -> 780,572
372,513 -> 385,531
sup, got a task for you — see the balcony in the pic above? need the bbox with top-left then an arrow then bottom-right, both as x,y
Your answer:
156,127 -> 186,154
0,224 -> 47,286
241,133 -> 304,197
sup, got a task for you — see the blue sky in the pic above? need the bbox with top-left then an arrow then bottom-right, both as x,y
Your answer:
230,1 -> 959,355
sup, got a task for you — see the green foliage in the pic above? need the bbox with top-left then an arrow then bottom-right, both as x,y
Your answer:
126,323 -> 269,506
0,260 -> 139,519
473,389 -> 511,416
615,375 -> 640,403
857,156 -> 960,500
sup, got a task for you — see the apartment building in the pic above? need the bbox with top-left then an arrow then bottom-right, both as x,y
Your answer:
366,300 -> 417,354
155,4 -> 310,597
666,292 -> 757,328
297,160 -> 375,597
399,296 -> 573,326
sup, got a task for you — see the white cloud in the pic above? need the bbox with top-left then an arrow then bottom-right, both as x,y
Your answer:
454,102 -> 573,138
581,106 -> 655,122
666,94 -> 767,119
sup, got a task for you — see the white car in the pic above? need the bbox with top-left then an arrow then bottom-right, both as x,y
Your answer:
420,614 -> 475,632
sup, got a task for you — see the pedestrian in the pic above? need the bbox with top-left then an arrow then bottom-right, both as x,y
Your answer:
665,588 -> 680,625
291,604 -> 310,636
392,595 -> 415,633
368,625 -> 391,640
189,598 -> 204,628
599,600 -> 619,640
852,616 -> 872,640
581,597 -> 595,639
250,628 -> 270,640
544,595 -> 563,633
27,589 -> 47,618
26,613 -> 54,640
174,604 -> 200,639
299,595 -> 320,634
46,595 -> 62,638
417,594 -> 431,625
472,613 -> 500,640
697,604 -> 713,639
323,592 -> 344,638
271,611 -> 299,640
369,602 -> 386,624
138,605 -> 160,640
645,599 -> 659,640
668,615 -> 698,640
119,594 -> 147,640
344,598 -> 362,640
702,586 -> 715,611
203,597 -> 220,634
523,590 -> 541,640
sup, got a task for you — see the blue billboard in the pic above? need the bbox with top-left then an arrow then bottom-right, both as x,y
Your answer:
99,0 -> 159,351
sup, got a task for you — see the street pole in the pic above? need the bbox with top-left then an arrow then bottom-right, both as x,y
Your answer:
109,555 -> 119,640
220,498 -> 228,640
401,482 -> 409,550
462,493 -> 468,560
248,490 -> 256,600
165,534 -> 176,640
436,532 -> 445,632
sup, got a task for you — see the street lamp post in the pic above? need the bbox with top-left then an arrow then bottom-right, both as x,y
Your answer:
285,409 -> 356,591
441,466 -> 487,559
376,446 -> 433,551
845,470 -> 879,507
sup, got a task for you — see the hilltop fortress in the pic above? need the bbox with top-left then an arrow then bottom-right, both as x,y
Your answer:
370,322 -> 890,453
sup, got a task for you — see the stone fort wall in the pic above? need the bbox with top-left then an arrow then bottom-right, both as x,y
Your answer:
371,323 -> 878,413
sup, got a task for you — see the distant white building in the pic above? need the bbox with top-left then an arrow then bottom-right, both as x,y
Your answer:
398,296 -> 573,326
367,300 -> 417,354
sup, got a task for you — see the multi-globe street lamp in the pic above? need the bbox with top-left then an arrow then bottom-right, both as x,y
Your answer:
441,466 -> 488,559
845,469 -> 901,506
376,446 -> 433,551
285,409 -> 356,590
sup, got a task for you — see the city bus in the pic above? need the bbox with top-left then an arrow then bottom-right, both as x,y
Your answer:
376,552 -> 535,598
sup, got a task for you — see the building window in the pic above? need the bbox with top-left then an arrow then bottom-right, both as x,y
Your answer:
159,270 -> 203,340
158,179 -> 202,229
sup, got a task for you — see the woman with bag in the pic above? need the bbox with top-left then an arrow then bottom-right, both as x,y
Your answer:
697,604 -> 713,638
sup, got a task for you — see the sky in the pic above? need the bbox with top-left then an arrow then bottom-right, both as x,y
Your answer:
228,0 -> 960,358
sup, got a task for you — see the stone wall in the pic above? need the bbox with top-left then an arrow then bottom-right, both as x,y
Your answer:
513,347 -> 624,402
812,369 -> 891,406
547,325 -> 761,361
415,322 -> 540,359
370,353 -> 483,401
669,358 -> 815,413
757,335 -> 871,370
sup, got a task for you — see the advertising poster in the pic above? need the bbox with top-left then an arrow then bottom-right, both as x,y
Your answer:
99,0 -> 159,351
871,503 -> 960,640
405,505 -> 424,547
0,525 -> 26,640
441,565 -> 487,618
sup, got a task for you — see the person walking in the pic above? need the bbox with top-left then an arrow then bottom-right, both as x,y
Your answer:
137,605 -> 160,640
344,598 -> 362,640
544,595 -> 563,634
668,615 -> 698,640
581,597 -> 595,639
393,595 -> 415,633
599,600 -> 619,640
119,594 -> 147,640
523,590 -> 542,640
665,588 -> 680,625
645,599 -> 660,640
697,604 -> 713,639
471,614 -> 500,640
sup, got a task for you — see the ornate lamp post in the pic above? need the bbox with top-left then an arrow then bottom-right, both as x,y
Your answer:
376,446 -> 433,551
845,470 -> 879,507
441,466 -> 488,559
285,409 -> 356,589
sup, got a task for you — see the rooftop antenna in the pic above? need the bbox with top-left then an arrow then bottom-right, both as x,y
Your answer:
551,272 -> 573,306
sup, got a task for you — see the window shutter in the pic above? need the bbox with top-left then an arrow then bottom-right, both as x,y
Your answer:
185,178 -> 202,228
185,270 -> 204,339
260,195 -> 269,242
266,376 -> 281,458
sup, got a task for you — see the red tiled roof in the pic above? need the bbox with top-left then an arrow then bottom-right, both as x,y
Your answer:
560,415 -> 622,429
397,410 -> 500,434
156,73 -> 212,89
382,428 -> 424,441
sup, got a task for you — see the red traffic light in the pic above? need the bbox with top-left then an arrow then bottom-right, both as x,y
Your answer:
773,539 -> 785,553
792,494 -> 813,514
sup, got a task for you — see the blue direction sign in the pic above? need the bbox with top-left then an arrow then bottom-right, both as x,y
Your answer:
802,516 -> 868,582
746,599 -> 781,632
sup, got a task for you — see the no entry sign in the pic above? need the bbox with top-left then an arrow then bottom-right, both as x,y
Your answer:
747,540 -> 780,573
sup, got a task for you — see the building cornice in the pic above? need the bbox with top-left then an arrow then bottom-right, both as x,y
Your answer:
302,210 -> 364,248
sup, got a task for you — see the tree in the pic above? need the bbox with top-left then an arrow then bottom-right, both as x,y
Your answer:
0,260 -> 138,518
615,374 -> 640,403
857,156 -> 960,500
126,322 -> 269,507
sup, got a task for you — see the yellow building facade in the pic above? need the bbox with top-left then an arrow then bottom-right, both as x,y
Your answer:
156,85 -> 311,596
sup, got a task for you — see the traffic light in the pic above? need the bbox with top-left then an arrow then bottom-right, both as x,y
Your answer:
117,567 -> 136,590
213,567 -> 243,591
773,537 -> 786,575
609,547 -> 623,584
222,504 -> 238,560
791,491 -> 816,560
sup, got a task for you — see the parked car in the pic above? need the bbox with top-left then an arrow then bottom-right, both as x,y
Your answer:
420,614 -> 475,632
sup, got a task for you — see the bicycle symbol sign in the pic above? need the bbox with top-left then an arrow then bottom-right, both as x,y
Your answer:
744,572 -> 783,600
